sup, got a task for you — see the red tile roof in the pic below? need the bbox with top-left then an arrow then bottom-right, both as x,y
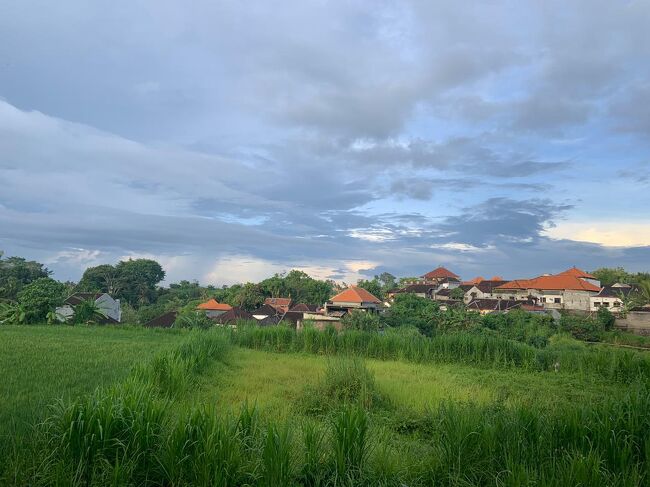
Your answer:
463,276 -> 485,285
330,286 -> 381,304
495,274 -> 600,292
422,266 -> 460,280
558,267 -> 597,280
196,299 -> 232,311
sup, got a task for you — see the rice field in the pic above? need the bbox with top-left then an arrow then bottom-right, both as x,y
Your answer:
1,324 -> 649,486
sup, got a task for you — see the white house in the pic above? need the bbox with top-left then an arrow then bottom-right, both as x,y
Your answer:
56,292 -> 121,323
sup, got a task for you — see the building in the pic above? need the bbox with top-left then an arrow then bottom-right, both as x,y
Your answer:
462,279 -> 510,303
590,284 -> 639,313
421,266 -> 460,283
213,307 -> 254,324
466,298 -> 538,315
144,311 -> 178,328
324,286 -> 382,315
196,298 -> 232,318
264,297 -> 293,313
493,267 -> 601,311
252,303 -> 281,320
56,292 -> 121,323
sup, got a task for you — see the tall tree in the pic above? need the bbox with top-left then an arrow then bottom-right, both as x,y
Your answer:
77,264 -> 121,294
0,252 -> 50,301
115,259 -> 165,307
17,277 -> 66,323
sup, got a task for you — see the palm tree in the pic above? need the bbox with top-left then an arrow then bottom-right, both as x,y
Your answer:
638,281 -> 650,307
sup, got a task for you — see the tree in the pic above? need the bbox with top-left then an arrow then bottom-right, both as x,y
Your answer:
596,306 -> 616,331
17,277 -> 66,323
341,309 -> 380,331
0,253 -> 50,301
357,278 -> 384,301
377,272 -> 397,291
450,287 -> 466,300
72,299 -> 107,325
382,293 -> 439,336
77,264 -> 121,295
591,267 -> 630,286
636,281 -> 650,307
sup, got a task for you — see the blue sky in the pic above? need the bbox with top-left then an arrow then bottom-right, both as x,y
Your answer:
1,1 -> 649,285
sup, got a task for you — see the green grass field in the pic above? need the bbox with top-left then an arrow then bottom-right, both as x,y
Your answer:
0,325 -> 183,450
183,347 -> 630,420
1,325 -> 649,486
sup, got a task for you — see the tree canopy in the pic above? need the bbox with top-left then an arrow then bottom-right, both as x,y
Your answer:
0,252 -> 50,301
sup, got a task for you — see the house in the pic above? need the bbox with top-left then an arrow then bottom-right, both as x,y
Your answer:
590,284 -> 639,313
144,311 -> 178,328
462,279 -> 510,304
56,292 -> 121,323
324,286 -> 382,315
213,307 -> 254,324
493,267 -> 601,311
466,298 -> 534,314
421,266 -> 460,283
264,297 -> 293,313
196,298 -> 232,318
289,303 -> 320,312
392,283 -> 438,299
252,303 -> 281,320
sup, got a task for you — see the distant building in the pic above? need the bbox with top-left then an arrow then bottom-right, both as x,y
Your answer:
324,286 -> 382,315
213,307 -> 254,324
56,292 -> 121,323
467,298 -> 542,315
264,297 -> 293,313
590,284 -> 639,313
196,298 -> 232,318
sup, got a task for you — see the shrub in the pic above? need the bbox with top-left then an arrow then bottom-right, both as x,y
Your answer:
341,309 -> 380,331
597,306 -> 616,331
16,277 -> 66,323
561,314 -> 604,341
174,309 -> 214,329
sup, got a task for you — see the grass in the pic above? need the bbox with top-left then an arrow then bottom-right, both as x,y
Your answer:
185,348 -> 630,418
3,324 -> 650,485
0,325 -> 181,448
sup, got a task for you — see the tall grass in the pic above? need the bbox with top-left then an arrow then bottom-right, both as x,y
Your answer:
229,324 -> 650,384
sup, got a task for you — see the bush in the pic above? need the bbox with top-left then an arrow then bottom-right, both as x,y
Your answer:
16,277 -> 66,323
341,309 -> 380,331
561,314 -> 604,341
597,306 -> 616,331
174,309 -> 214,329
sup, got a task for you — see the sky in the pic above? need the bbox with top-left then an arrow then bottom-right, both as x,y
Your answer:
1,0 -> 649,286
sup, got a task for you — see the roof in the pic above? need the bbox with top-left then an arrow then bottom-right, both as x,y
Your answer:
65,292 -> 103,305
280,310 -> 304,325
213,307 -> 254,324
597,285 -> 639,298
475,280 -> 510,293
289,303 -> 319,312
558,267 -> 597,280
495,274 -> 600,292
398,284 -> 437,294
144,311 -> 178,328
196,299 -> 232,311
463,276 -> 484,285
329,286 -> 381,304
422,267 -> 460,280
467,299 -> 526,312
252,304 -> 281,316
264,297 -> 292,306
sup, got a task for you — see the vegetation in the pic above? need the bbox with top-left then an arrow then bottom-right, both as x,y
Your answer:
0,252 -> 50,301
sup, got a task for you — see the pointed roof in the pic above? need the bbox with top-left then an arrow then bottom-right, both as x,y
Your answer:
196,298 -> 232,311
558,267 -> 597,280
422,267 -> 460,280
214,307 -> 253,323
463,276 -> 484,285
329,286 -> 381,304
495,274 -> 600,292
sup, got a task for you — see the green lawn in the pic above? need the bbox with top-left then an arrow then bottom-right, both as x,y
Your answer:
184,347 -> 629,419
0,325 -> 183,449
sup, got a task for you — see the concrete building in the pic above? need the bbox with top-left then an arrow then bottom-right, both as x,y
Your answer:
56,292 -> 121,323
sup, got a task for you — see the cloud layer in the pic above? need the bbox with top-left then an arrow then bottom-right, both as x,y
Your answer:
1,1 -> 649,284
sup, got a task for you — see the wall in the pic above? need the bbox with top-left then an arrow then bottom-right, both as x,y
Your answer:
616,311 -> 650,336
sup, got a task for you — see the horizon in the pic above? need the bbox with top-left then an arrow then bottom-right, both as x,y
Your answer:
2,1 -> 649,286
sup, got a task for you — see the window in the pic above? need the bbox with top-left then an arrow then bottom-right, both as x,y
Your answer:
554,298 -> 561,304
594,302 -> 601,307
613,302 -> 620,307
603,302 -> 609,307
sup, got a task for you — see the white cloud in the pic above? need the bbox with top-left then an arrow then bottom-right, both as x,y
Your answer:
545,222 -> 650,248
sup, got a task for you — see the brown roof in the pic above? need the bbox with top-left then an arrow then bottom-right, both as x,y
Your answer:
213,307 -> 254,324
144,311 -> 178,328
475,280 -> 510,293
422,267 -> 460,280
252,304 -> 281,316
558,267 -> 597,280
289,303 -> 319,312
495,274 -> 600,292
467,299 -> 526,312
197,299 -> 232,311
264,297 -> 292,306
329,286 -> 381,304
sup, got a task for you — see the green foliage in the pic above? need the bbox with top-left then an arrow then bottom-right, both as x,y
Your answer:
71,298 -> 107,324
382,293 -> 439,336
561,313 -> 604,341
482,310 -> 556,348
356,278 -> 384,300
257,269 -> 334,306
300,357 -> 386,414
449,287 -> 466,300
597,306 -> 616,331
16,277 -> 66,323
341,309 -> 381,331
174,309 -> 215,329
78,259 -> 165,308
0,302 -> 26,325
0,253 -> 50,301
592,267 -> 650,286
432,304 -> 483,333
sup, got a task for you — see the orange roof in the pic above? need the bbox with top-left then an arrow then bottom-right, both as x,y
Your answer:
264,297 -> 292,306
490,276 -> 504,281
558,267 -> 597,280
330,286 -> 381,304
463,276 -> 485,285
196,298 -> 232,311
423,266 -> 460,280
495,274 -> 600,292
